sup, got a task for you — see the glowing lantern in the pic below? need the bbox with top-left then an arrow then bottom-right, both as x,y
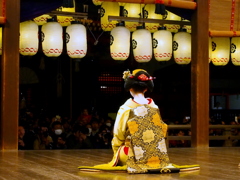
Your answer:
230,37 -> 240,66
57,4 -> 75,26
66,21 -> 87,59
211,37 -> 230,66
144,4 -> 162,33
100,2 -> 120,31
209,37 -> 212,63
34,14 -> 51,26
110,23 -> 130,61
173,28 -> 191,65
41,18 -> 63,57
182,18 -> 191,33
19,20 -> 39,56
123,3 -> 142,32
118,2 -> 125,6
163,11 -> 181,33
0,27 -> 2,55
132,26 -> 152,63
92,0 -> 103,6
153,26 -> 172,61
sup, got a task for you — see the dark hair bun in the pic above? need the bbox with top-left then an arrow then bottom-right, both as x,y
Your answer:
124,70 -> 154,92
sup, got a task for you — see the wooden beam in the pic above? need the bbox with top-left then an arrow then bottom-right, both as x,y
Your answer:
0,0 -> 6,24
108,16 -> 191,26
100,0 -> 197,10
209,30 -> 240,37
48,11 -> 88,19
190,0 -> 209,148
0,0 -> 20,150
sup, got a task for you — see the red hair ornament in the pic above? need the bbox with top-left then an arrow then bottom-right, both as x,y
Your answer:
129,74 -> 156,81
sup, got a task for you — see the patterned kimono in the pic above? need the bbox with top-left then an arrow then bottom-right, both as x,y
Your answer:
78,98 -> 200,173
109,98 -> 170,173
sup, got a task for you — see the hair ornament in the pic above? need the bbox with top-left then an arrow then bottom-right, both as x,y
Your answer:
132,69 -> 147,76
122,70 -> 132,80
138,74 -> 156,81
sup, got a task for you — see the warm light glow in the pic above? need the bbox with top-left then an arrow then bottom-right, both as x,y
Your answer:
211,37 -> 230,66
34,14 -> 51,26
57,4 -> 75,26
110,24 -> 130,60
132,27 -> 152,63
41,20 -> 63,57
153,27 -> 172,61
19,20 -> 39,56
0,27 -> 2,55
144,4 -> 162,33
164,11 -> 181,33
92,0 -> 103,6
66,22 -> 87,59
182,18 -> 191,33
123,3 -> 142,32
209,37 -> 212,63
100,2 -> 120,31
173,29 -> 191,64
231,37 -> 240,66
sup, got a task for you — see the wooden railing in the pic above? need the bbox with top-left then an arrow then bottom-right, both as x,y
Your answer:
166,125 -> 240,147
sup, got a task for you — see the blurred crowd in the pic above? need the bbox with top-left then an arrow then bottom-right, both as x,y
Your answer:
18,109 -> 240,150
18,108 -> 114,150
166,116 -> 240,147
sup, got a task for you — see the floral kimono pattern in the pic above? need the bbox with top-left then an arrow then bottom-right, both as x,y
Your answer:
126,104 -> 170,173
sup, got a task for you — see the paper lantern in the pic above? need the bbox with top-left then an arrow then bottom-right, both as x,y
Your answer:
123,3 -> 142,32
182,18 -> 191,33
211,37 -> 230,66
209,37 -> 212,63
173,28 -> 191,65
0,27 -> 2,55
19,20 -> 39,56
110,23 -> 130,60
230,37 -> 240,66
163,11 -> 181,33
66,21 -> 87,59
132,26 -> 152,63
41,19 -> 63,57
100,2 -> 120,31
144,4 -> 162,33
57,5 -> 75,26
34,14 -> 51,26
92,0 -> 103,6
153,26 -> 172,61
118,2 -> 125,6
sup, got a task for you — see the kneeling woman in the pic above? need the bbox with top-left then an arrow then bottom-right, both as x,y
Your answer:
79,69 -> 199,174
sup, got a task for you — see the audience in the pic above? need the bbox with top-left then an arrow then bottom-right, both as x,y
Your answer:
18,108 -> 240,150
18,125 -> 27,150
33,123 -> 53,150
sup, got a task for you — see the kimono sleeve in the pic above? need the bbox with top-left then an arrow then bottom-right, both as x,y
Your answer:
111,106 -> 131,157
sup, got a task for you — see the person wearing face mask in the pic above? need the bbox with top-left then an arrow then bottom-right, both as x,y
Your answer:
51,121 -> 67,149
105,118 -> 113,128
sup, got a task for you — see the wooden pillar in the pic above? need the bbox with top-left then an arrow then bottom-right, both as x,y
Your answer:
0,0 -> 20,150
191,0 -> 209,148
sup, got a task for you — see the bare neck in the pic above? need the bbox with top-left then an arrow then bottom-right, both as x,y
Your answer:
132,93 -> 148,104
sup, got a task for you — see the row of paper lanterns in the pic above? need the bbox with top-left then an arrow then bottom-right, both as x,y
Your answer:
97,1 -> 191,33
111,23 -> 240,66
111,23 -> 191,64
0,0 -> 237,66
18,18 -> 190,64
33,1 -> 191,33
211,37 -> 240,66
19,19 -> 87,58
17,19 -> 240,66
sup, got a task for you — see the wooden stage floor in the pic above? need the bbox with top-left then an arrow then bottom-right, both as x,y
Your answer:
0,147 -> 239,180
